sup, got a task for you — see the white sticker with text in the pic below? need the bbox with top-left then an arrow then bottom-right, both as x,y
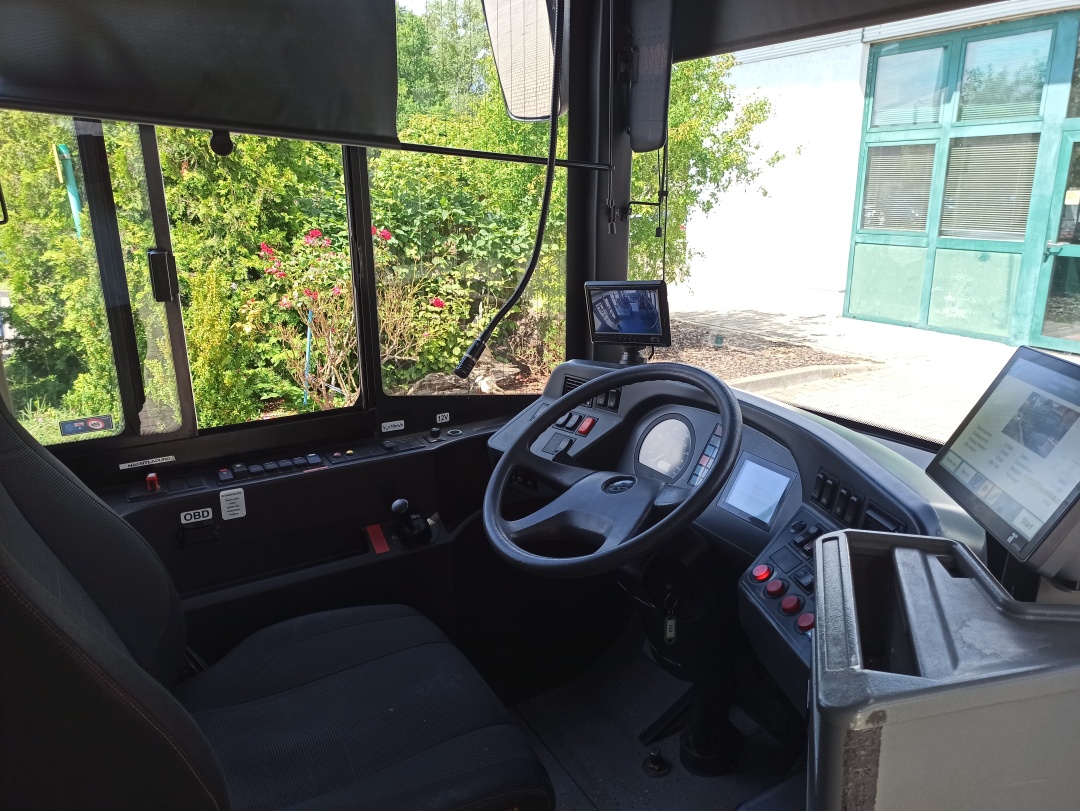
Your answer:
119,455 -> 176,470
220,488 -> 247,520
381,420 -> 405,433
436,412 -> 450,424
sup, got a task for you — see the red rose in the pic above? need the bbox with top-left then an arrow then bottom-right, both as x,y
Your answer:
371,225 -> 377,236
430,296 -> 446,309
379,228 -> 392,241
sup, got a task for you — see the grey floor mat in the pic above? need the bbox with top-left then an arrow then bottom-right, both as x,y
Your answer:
514,626 -> 797,810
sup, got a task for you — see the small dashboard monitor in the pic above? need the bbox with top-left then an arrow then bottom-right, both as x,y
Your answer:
585,281 -> 671,346
929,347 -> 1080,579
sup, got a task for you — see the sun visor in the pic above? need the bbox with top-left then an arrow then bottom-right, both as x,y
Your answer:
672,0 -> 989,61
0,0 -> 400,146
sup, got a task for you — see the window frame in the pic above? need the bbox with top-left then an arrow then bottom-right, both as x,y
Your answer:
846,11 -> 1080,342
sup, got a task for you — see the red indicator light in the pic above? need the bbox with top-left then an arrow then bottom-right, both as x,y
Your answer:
751,564 -> 772,582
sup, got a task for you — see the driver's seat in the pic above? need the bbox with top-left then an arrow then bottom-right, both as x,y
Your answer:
0,400 -> 553,811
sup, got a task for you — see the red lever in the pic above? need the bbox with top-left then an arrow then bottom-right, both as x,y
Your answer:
146,472 -> 160,493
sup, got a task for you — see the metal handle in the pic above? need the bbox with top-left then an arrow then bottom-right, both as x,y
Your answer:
0,180 -> 8,225
1045,242 -> 1066,261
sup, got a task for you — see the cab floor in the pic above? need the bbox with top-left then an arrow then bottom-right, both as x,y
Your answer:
512,625 -> 797,810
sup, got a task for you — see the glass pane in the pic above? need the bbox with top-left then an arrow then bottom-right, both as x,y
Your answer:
848,243 -> 926,324
1055,143 -> 1080,243
940,134 -> 1039,240
871,48 -> 946,127
1041,256 -> 1080,341
860,144 -> 935,231
958,29 -> 1052,121
928,249 -> 1020,338
1067,34 -> 1080,118
395,0 -> 565,158
0,110 -> 123,445
368,149 -> 566,395
157,129 -> 353,428
103,122 -> 182,435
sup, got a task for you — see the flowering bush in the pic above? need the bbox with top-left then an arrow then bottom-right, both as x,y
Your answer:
240,230 -> 359,410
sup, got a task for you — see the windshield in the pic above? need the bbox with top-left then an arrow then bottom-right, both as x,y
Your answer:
2,0 -> 1077,447
646,4 -> 1080,443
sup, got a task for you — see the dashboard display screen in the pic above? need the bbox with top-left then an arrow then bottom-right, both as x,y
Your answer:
638,418 -> 693,478
722,455 -> 794,526
584,281 -> 672,346
931,350 -> 1080,556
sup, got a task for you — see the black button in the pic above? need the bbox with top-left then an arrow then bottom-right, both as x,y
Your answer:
263,461 -> 279,473
608,390 -> 620,410
565,413 -> 584,431
293,456 -> 308,467
844,495 -> 861,524
789,520 -> 807,533
555,412 -> 572,428
231,463 -> 250,479
306,454 -> 322,465
542,434 -> 574,455
794,567 -> 815,593
834,488 -> 849,516
595,391 -> 608,408
216,468 -> 234,483
812,472 -> 825,500
248,464 -> 265,476
278,459 -> 294,470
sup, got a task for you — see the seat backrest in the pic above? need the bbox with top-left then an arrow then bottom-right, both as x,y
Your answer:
0,401 -> 229,810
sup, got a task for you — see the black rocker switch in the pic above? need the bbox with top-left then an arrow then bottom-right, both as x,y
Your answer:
391,498 -> 432,544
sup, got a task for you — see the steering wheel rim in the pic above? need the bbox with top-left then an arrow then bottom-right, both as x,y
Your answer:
483,362 -> 743,578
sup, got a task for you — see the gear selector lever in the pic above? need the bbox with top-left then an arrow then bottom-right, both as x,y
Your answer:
391,499 -> 432,545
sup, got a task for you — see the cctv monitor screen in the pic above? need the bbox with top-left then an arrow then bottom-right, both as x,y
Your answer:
929,347 -> 1080,560
585,281 -> 671,346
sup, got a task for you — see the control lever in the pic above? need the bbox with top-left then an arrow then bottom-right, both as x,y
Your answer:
391,498 -> 432,544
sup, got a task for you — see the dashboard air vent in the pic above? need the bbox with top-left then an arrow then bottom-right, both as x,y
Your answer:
562,375 -> 587,396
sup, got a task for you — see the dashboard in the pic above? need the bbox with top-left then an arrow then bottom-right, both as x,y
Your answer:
488,359 -> 987,710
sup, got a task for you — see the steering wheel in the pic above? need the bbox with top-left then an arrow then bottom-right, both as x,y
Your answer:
484,362 -> 743,578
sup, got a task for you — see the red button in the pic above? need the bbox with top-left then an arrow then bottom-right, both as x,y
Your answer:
796,612 -> 815,633
699,453 -> 711,467
576,416 -> 596,436
780,595 -> 803,615
751,564 -> 772,582
765,579 -> 787,598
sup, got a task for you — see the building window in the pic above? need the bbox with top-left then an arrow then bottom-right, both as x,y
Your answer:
861,144 -> 936,231
940,134 -> 1040,240
871,47 -> 947,127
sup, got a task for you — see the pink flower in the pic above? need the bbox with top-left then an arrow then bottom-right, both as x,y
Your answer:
278,297 -> 290,309
371,225 -> 377,235
332,285 -> 342,296
430,296 -> 446,309
274,270 -> 286,279
323,237 -> 331,247
304,288 -> 318,301
259,242 -> 275,257
308,228 -> 322,238
679,224 -> 685,231
379,228 -> 392,241
264,267 -> 274,274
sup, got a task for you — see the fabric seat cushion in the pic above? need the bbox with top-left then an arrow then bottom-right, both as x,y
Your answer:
174,604 -> 552,811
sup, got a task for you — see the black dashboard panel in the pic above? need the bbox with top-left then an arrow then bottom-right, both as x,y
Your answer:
488,359 -> 987,711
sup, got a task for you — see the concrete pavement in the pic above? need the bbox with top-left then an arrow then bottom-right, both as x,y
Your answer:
672,306 -> 1018,442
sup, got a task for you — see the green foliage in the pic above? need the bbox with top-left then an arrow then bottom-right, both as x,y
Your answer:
0,1 -> 776,439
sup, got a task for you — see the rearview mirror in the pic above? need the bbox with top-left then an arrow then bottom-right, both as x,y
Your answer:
481,0 -> 569,122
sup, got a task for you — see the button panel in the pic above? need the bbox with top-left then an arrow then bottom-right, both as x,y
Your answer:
689,423 -> 724,486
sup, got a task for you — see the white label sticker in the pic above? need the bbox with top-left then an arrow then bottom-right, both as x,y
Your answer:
381,419 -> 405,433
119,455 -> 176,470
436,412 -> 450,424
180,507 -> 213,525
219,488 -> 247,520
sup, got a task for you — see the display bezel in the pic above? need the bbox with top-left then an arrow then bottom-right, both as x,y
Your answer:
928,346 -> 1080,560
717,452 -> 796,530
584,280 -> 672,346
634,413 -> 696,482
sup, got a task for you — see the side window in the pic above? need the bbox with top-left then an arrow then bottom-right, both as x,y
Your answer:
155,129 -> 354,428
368,150 -> 566,396
0,111 -> 123,444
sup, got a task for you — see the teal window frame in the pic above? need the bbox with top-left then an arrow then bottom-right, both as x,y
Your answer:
847,11 -> 1080,344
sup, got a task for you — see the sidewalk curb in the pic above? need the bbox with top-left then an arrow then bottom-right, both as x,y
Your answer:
729,362 -> 879,393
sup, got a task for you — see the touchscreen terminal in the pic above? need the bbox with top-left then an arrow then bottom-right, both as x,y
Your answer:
584,281 -> 671,346
929,347 -> 1080,563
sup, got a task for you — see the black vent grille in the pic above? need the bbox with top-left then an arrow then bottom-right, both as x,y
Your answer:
563,376 -> 587,396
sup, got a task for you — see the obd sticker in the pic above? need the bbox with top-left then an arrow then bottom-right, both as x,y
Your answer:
180,507 -> 213,525
220,488 -> 247,520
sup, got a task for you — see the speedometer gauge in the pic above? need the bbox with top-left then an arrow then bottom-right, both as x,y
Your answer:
638,418 -> 694,478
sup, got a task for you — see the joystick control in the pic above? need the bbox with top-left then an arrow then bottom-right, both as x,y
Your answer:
392,498 -> 432,545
